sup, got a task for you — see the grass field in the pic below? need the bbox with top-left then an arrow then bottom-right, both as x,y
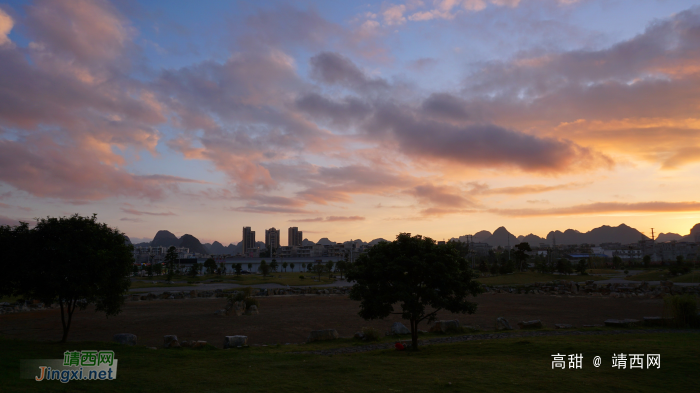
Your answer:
586,269 -> 621,275
625,270 -> 700,283
1,331 -> 697,392
477,272 -> 605,286
128,281 -> 196,289
131,272 -> 338,287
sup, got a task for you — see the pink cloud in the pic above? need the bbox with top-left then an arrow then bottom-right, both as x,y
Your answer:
120,208 -> 177,216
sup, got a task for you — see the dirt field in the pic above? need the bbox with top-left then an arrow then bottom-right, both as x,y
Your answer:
0,294 -> 663,347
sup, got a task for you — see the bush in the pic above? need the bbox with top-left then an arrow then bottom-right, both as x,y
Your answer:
299,275 -> 305,279
361,327 -> 382,341
245,298 -> 259,308
663,294 -> 699,328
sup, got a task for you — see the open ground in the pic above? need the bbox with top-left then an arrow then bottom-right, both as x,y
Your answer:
0,294 -> 664,347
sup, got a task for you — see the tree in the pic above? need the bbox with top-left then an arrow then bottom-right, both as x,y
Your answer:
0,214 -> 133,342
145,263 -> 153,277
301,263 -> 306,272
612,255 -> 623,269
270,259 -> 279,273
132,264 -> 139,276
247,262 -> 253,271
153,263 -> 162,276
576,259 -> 588,275
282,261 -> 288,272
164,246 -> 178,281
203,258 -> 217,275
513,242 -> 532,272
234,263 -> 242,276
258,260 -> 270,277
325,261 -> 334,278
643,255 -> 651,269
347,233 -> 483,350
556,258 -> 573,275
335,260 -> 346,279
289,262 -> 295,272
189,263 -> 198,277
313,263 -> 325,280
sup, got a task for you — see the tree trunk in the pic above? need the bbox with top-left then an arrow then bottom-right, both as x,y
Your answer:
60,299 -> 75,343
411,317 -> 419,351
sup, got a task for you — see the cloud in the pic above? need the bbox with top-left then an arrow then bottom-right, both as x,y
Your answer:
0,215 -> 26,226
120,217 -> 145,222
474,182 -> 588,195
0,138 -> 168,200
289,216 -> 365,222
136,174 -> 210,184
120,208 -> 177,216
309,52 -> 390,92
407,57 -> 437,71
490,201 -> 700,217
227,205 -> 312,214
407,184 -> 476,208
369,105 -> 613,173
290,217 -> 324,222
326,215 -> 365,222
383,4 -> 407,26
0,8 -> 13,46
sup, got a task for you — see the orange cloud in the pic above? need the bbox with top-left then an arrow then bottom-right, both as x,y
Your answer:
490,201 -> 700,217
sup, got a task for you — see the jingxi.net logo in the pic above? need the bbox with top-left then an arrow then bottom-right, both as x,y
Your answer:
21,350 -> 118,383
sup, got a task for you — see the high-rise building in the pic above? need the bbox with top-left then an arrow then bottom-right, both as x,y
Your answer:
288,227 -> 303,247
242,227 -> 256,253
265,227 -> 281,251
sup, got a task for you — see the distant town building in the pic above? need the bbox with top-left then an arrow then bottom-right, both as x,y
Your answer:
265,227 -> 281,251
288,227 -> 302,247
242,227 -> 255,253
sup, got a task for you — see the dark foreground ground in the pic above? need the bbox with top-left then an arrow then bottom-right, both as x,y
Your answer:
0,294 -> 664,347
1,332 -> 698,393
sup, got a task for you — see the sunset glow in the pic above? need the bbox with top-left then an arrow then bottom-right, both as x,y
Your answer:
1,0 -> 700,244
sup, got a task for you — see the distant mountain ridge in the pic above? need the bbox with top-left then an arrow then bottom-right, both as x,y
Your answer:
131,223 -> 699,254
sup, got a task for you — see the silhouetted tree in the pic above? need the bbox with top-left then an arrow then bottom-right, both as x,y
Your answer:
0,214 -> 133,342
347,233 -> 482,350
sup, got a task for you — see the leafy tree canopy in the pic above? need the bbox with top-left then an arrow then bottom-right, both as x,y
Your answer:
0,214 -> 133,342
347,233 -> 483,350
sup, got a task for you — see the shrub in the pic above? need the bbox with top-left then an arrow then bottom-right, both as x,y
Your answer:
361,327 -> 382,341
245,298 -> 259,308
299,275 -> 305,279
663,294 -> 699,328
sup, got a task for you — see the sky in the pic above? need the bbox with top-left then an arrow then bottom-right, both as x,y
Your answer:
1,0 -> 700,245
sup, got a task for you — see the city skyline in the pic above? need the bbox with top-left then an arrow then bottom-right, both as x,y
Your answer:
2,0 -> 700,245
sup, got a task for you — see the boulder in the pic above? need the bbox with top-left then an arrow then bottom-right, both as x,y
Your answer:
604,319 -> 640,328
113,333 -> 137,346
214,309 -> 226,316
223,335 -> 248,348
191,341 -> 208,349
429,320 -> 462,333
643,317 -> 670,327
517,320 -> 543,330
554,324 -> 574,329
246,305 -> 259,315
354,331 -> 365,340
180,340 -> 191,348
224,299 -> 247,316
307,329 -> 339,342
163,335 -> 180,348
390,322 -> 411,335
495,317 -> 513,330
